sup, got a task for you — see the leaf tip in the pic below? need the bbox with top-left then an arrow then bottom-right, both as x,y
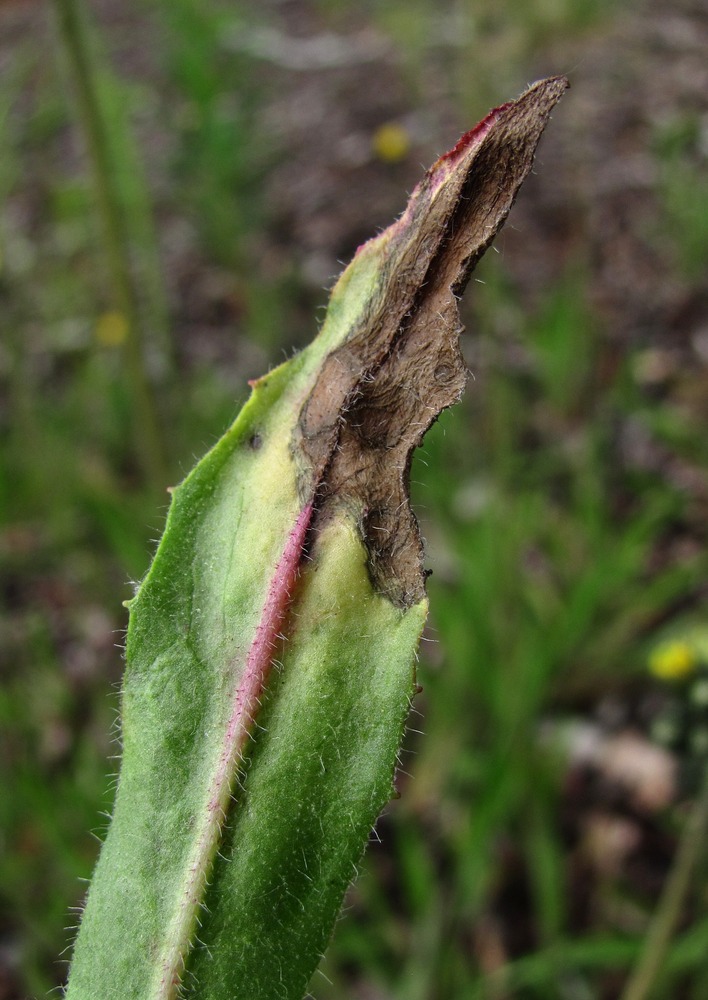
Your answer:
431,75 -> 569,181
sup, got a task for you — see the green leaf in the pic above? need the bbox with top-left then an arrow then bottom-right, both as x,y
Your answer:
65,76 -> 567,1000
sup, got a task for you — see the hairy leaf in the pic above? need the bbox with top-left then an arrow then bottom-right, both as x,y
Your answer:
65,76 -> 567,1000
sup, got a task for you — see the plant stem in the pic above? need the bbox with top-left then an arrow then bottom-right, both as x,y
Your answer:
620,763 -> 708,1000
53,0 -> 169,496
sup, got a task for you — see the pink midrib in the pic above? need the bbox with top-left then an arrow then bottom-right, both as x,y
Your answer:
212,500 -> 313,804
157,500 -> 314,998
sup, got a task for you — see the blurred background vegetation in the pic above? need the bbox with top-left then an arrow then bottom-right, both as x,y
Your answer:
1,0 -> 708,997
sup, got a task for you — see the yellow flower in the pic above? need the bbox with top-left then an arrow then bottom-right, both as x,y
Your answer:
649,640 -> 698,682
372,122 -> 411,164
95,310 -> 128,347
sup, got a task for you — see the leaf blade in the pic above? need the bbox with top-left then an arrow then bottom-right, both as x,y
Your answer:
65,76 -> 568,1000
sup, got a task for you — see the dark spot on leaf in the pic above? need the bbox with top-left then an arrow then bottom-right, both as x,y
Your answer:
295,77 -> 568,608
434,363 -> 455,384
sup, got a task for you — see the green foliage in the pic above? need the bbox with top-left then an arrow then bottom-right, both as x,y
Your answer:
64,170 -> 429,998
65,75 -> 568,996
654,114 -> 708,280
2,1 -> 708,998
163,0 -> 271,268
312,261 -> 708,997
